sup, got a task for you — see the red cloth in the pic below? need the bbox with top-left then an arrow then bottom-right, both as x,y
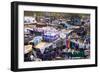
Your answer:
66,39 -> 70,49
